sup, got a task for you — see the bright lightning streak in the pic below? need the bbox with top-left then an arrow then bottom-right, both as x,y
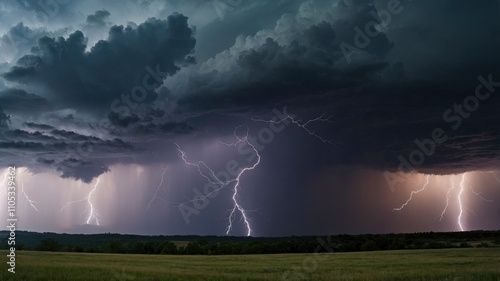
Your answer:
457,174 -> 466,231
175,144 -> 232,201
222,128 -> 260,237
252,113 -> 336,146
176,127 -> 260,236
393,172 -> 494,231
147,167 -> 169,210
439,177 -> 457,221
58,178 -> 101,225
394,175 -> 430,211
20,181 -> 38,211
86,179 -> 100,225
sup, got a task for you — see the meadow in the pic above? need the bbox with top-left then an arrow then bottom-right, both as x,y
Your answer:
1,248 -> 499,281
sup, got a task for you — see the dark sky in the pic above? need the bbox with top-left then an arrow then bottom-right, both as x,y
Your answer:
0,0 -> 499,236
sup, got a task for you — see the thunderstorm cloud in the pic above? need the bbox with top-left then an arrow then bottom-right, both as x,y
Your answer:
0,0 -> 499,236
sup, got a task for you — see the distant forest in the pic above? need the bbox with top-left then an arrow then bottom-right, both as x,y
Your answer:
1,230 -> 499,255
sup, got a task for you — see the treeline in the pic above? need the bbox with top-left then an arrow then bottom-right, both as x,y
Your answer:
1,230 -> 499,255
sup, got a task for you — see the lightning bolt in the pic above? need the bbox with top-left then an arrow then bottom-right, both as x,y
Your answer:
252,113 -> 336,146
457,174 -> 466,231
221,128 -> 260,236
20,181 -> 38,211
175,144 -> 232,200
439,176 -> 457,221
176,127 -> 260,236
465,175 -> 493,203
394,172 -> 495,232
58,178 -> 101,225
394,175 -> 430,211
86,178 -> 100,225
147,167 -> 169,210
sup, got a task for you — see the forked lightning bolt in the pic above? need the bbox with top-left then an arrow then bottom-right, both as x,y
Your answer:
176,144 -> 232,200
176,128 -> 260,236
58,178 -> 101,225
147,167 -> 169,210
252,113 -> 336,146
221,128 -> 260,236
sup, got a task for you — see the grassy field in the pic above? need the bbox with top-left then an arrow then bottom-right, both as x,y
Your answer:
1,248 -> 499,281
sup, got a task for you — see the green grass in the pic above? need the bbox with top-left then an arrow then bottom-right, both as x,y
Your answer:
1,248 -> 499,280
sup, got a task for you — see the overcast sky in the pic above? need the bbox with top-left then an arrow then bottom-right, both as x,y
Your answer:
0,0 -> 499,236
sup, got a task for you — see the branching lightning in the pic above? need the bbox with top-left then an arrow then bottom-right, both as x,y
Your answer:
252,113 -> 336,146
58,178 -> 101,225
147,167 -> 169,210
176,127 -> 260,236
221,128 -> 260,237
176,144 -> 232,200
394,172 -> 495,231
175,111 -> 338,236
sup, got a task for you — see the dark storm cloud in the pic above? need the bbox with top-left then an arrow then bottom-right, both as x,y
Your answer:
1,0 -> 500,183
0,124 -> 138,182
0,22 -> 68,62
86,10 -> 111,27
3,13 -> 196,110
23,122 -> 55,131
0,106 -> 9,129
174,0 -> 396,114
165,0 -> 500,176
0,88 -> 48,113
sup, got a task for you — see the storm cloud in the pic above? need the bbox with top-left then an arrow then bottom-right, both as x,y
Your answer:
0,0 -> 499,236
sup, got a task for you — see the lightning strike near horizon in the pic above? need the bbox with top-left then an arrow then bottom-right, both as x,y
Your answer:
394,172 -> 495,232
58,178 -> 101,225
252,113 -> 336,146
457,174 -> 466,231
175,127 -> 260,236
86,178 -> 100,225
147,167 -> 169,210
221,128 -> 260,237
